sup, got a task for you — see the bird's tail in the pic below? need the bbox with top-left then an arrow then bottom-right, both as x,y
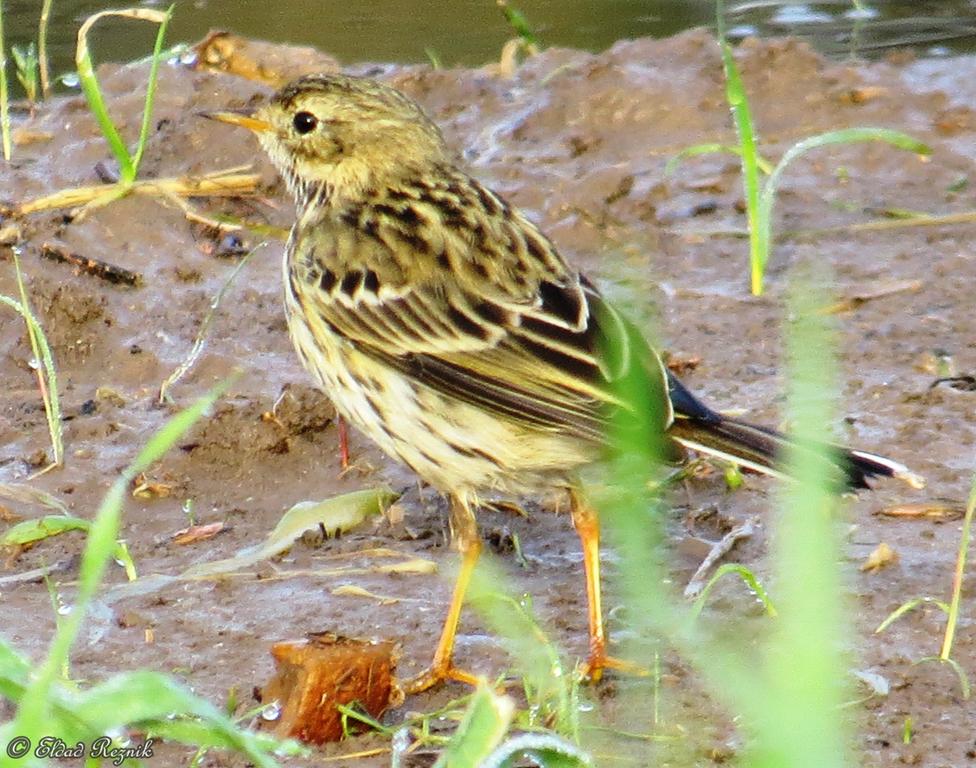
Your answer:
667,415 -> 925,491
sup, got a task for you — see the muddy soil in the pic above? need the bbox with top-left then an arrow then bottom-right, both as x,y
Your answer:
1,30 -> 975,766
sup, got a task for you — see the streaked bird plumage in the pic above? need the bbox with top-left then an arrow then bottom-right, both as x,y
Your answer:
203,73 -> 922,692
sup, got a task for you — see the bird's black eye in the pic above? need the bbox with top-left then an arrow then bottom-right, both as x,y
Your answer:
293,111 -> 318,135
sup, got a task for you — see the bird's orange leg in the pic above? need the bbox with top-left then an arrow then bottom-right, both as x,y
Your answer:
404,496 -> 482,694
569,488 -> 647,681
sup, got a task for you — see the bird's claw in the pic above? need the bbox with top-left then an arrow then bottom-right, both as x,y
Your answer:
403,662 -> 481,694
580,653 -> 649,683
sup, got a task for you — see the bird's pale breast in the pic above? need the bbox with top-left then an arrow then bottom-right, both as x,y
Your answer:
282,242 -> 596,503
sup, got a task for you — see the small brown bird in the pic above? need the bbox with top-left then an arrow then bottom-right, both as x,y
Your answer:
203,74 -> 922,693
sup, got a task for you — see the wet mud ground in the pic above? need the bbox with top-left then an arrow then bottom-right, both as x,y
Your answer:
1,30 -> 975,766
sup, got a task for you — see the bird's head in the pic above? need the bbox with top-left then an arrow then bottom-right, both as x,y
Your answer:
202,74 -> 449,204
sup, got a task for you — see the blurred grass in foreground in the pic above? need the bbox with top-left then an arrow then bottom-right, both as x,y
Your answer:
433,270 -> 856,766
0,379 -> 299,768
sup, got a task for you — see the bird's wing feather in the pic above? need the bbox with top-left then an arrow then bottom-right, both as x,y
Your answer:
290,171 -> 672,440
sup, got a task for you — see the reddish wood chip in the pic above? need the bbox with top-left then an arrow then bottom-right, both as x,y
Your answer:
260,633 -> 401,744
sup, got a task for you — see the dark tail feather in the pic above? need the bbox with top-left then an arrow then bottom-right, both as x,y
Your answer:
667,416 -> 924,491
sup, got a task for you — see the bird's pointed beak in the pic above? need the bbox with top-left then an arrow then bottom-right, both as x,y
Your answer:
198,107 -> 273,134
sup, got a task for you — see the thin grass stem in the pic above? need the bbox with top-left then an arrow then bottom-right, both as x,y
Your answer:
158,242 -> 263,403
0,0 -> 11,162
75,8 -> 170,184
691,562 -> 778,619
130,4 -> 173,179
11,249 -> 63,467
875,596 -> 949,634
940,475 -> 976,661
758,128 -> 929,279
715,0 -> 762,293
38,0 -> 52,97
665,143 -> 774,177
76,11 -> 135,179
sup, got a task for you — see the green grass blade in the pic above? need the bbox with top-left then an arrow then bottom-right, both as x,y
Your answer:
483,733 -> 592,767
665,143 -> 774,177
159,241 -> 262,403
874,596 -> 949,634
8,375 -> 238,750
751,276 -> 850,768
497,1 -> 538,47
75,11 -> 135,180
916,656 -> 971,699
715,1 -> 762,294
758,128 -> 930,285
720,42 -> 762,294
151,718 -> 299,761
434,684 -> 515,768
425,47 -> 442,69
11,43 -> 38,102
130,4 -> 173,178
75,8 -> 172,183
1,514 -> 90,546
74,671 -> 282,765
114,538 -> 138,581
468,557 -> 578,739
38,0 -> 52,97
0,0 -> 11,162
940,474 -> 976,661
0,289 -> 62,467
691,562 -> 778,619
337,703 -> 395,737
0,637 -> 30,683
11,249 -> 63,466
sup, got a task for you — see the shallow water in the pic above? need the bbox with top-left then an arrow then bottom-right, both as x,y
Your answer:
3,0 -> 976,83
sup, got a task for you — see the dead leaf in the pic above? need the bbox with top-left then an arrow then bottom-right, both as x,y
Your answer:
132,473 -> 173,500
852,668 -> 890,697
12,128 -> 53,146
179,488 -> 397,579
838,86 -> 887,105
171,521 -> 227,545
374,558 -> 436,575
875,501 -> 965,521
0,222 -> 22,245
383,501 -> 406,526
95,386 -> 127,408
331,584 -> 400,606
822,279 -> 922,314
861,542 -> 899,573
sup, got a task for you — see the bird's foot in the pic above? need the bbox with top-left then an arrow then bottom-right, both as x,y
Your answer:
580,653 -> 649,683
403,662 -> 481,694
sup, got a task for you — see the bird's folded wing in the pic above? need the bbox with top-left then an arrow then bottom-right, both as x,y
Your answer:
298,267 -> 671,441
